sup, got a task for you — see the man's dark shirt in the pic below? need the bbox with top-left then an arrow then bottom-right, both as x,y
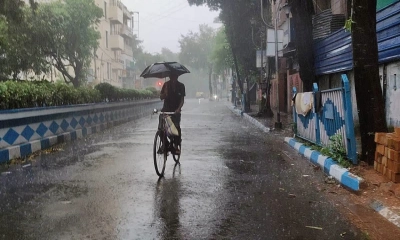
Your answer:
161,80 -> 185,112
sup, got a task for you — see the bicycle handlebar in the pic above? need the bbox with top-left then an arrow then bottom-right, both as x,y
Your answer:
152,108 -> 178,115
160,112 -> 175,115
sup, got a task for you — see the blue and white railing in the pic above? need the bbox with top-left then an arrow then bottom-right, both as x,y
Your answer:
293,74 -> 357,164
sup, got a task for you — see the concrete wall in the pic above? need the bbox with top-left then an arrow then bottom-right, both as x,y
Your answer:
381,62 -> 400,128
313,61 -> 400,154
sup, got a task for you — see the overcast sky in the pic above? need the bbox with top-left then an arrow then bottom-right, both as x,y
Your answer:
121,0 -> 221,54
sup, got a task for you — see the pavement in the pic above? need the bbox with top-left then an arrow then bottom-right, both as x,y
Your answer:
228,102 -> 400,238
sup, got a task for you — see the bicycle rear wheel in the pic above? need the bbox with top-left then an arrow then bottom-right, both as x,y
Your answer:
153,131 -> 167,177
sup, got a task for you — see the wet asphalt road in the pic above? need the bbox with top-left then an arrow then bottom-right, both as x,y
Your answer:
0,99 -> 365,240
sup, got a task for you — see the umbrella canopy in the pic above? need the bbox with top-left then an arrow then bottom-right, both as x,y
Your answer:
140,62 -> 190,79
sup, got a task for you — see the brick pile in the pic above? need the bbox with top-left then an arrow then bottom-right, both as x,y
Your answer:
374,127 -> 400,183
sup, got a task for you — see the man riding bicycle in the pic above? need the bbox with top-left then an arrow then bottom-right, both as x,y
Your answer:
159,73 -> 185,154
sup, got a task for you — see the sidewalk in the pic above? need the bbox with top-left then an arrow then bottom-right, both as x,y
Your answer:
231,103 -> 293,135
227,102 -> 400,238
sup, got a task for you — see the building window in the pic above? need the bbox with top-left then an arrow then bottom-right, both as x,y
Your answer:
104,1 -> 107,19
106,31 -> 109,48
107,63 -> 111,80
87,69 -> 94,82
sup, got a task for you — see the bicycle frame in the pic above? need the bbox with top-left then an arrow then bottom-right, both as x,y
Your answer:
153,112 -> 180,177
158,111 -> 175,132
158,112 -> 177,148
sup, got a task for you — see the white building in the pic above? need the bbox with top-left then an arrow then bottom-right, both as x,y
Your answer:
91,0 -> 135,88
23,0 -> 136,88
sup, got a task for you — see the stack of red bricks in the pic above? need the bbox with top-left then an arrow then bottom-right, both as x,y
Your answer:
375,127 -> 400,183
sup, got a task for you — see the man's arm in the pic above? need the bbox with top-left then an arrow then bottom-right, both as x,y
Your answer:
175,84 -> 185,113
160,84 -> 167,100
176,97 -> 184,113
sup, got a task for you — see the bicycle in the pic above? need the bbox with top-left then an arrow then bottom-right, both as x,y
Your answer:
153,110 -> 181,177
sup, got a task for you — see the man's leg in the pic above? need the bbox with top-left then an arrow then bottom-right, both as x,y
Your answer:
171,114 -> 181,152
158,115 -> 169,153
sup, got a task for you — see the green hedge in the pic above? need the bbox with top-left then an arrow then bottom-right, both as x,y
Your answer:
0,81 -> 159,110
94,83 -> 159,101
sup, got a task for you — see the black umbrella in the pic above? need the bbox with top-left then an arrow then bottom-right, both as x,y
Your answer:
140,62 -> 190,79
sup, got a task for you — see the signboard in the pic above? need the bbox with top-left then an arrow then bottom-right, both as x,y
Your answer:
267,28 -> 284,57
256,50 -> 267,68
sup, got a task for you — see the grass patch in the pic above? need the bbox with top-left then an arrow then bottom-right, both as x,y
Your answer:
295,134 -> 352,169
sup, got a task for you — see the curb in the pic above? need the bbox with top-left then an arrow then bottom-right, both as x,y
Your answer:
370,200 -> 400,228
284,137 -> 363,191
227,105 -> 270,133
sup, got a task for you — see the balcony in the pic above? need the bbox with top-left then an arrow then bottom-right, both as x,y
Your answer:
112,59 -> 124,70
123,5 -> 132,18
110,34 -> 124,50
123,45 -> 133,56
109,0 -> 123,24
121,25 -> 134,39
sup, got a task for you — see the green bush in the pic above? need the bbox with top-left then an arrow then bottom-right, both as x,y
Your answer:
0,80 -> 156,110
95,82 -> 155,101
145,87 -> 160,98
95,83 -> 116,101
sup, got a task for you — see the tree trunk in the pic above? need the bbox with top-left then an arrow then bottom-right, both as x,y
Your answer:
264,81 -> 274,117
12,71 -> 18,80
246,79 -> 250,111
232,48 -> 243,94
263,58 -> 274,117
225,0 -> 243,95
72,76 -> 80,88
352,0 -> 387,164
208,65 -> 213,98
290,0 -> 315,91
72,62 -> 83,88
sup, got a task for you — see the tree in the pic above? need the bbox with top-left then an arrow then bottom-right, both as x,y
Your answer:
134,52 -> 162,73
2,7 -> 52,80
179,24 -> 215,97
0,0 -> 37,23
31,0 -> 103,87
0,0 -> 40,80
211,27 -> 232,75
288,0 -> 315,91
0,17 -> 9,80
187,0 -> 261,103
160,48 -> 179,62
211,27 -> 233,97
351,0 -> 387,164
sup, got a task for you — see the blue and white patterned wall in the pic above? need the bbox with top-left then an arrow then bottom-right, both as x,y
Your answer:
0,100 -> 161,162
293,75 -> 357,164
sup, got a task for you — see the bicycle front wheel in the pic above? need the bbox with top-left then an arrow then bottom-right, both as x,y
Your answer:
153,131 -> 167,177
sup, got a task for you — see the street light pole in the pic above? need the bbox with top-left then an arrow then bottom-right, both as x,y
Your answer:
274,2 -> 282,129
260,29 -> 264,84
250,18 -> 264,113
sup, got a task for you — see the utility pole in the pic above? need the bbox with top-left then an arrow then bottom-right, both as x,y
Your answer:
260,0 -> 275,118
274,1 -> 282,129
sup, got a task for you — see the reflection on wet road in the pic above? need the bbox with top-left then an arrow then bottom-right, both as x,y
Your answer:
0,99 -> 364,239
